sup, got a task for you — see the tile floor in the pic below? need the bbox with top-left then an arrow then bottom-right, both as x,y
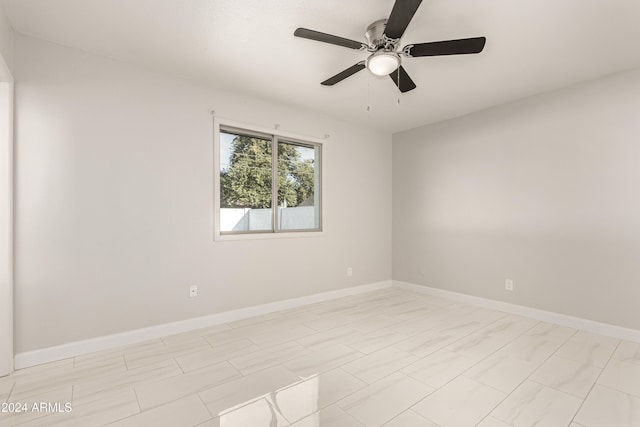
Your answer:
0,288 -> 639,426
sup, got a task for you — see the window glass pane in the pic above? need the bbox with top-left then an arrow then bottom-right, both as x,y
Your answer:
219,130 -> 273,232
277,141 -> 320,230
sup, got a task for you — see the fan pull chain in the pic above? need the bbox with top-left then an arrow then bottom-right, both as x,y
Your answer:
397,67 -> 401,106
366,72 -> 371,115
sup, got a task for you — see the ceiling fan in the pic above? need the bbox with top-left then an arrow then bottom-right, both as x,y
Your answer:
294,0 -> 486,93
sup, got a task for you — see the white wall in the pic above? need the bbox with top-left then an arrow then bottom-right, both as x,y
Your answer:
0,2 -> 13,376
393,67 -> 640,331
0,3 -> 12,73
0,81 -> 13,376
13,34 -> 392,353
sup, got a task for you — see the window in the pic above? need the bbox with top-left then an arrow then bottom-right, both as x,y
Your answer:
216,123 -> 322,236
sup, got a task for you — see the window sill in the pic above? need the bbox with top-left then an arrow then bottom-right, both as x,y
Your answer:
214,230 -> 325,242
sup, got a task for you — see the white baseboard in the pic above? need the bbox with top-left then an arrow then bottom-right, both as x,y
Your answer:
393,280 -> 640,343
15,280 -> 393,370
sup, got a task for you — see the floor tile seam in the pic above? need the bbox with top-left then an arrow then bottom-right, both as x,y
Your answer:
199,390 -> 277,420
473,391 -> 510,427
161,337 -> 217,350
459,373 -> 514,395
301,314 -> 362,332
599,355 -> 640,370
369,389 -> 438,427
174,356 -> 186,375
448,327 -> 524,366
71,360 -> 185,397
190,338 -> 288,372
451,313 -> 567,365
378,408 -> 422,427
347,357 -> 424,387
119,355 -> 129,373
552,328 -> 595,348
191,364 -> 305,414
4,381 -> 16,403
344,311 -> 497,359
6,382 -> 77,405
340,408 -> 367,427
73,355 -> 124,368
124,347 -> 214,368
568,339 -> 622,426
292,333 -> 361,353
346,312 -> 429,333
397,341 -> 503,389
336,375 -> 436,427
400,377 -> 456,425
596,381 -> 640,400
196,392 -> 215,423
132,387 -> 142,413
518,344 -> 576,382
332,370 -> 428,415
97,387 -> 145,426
228,346 -> 313,376
76,340 -> 166,366
227,318 -> 283,330
201,325 -> 274,348
339,344 -> 418,374
402,345 -> 520,421
547,352 -> 604,369
225,320 -> 260,329
283,350 -> 369,377
454,318 -> 546,362
130,366 -> 244,412
246,336 -> 298,349
476,330 -> 585,424
553,338 -> 619,369
71,384 -> 134,409
506,313 -> 580,344
470,309 -> 538,336
341,335 -> 413,356
454,372 -> 521,427
13,361 -> 126,389
132,386 -> 213,414
3,409 -> 49,427
494,317 -> 543,340
526,376 -> 588,400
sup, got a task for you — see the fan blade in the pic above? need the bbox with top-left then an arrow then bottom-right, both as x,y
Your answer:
389,66 -> 417,93
384,0 -> 423,39
294,28 -> 364,50
321,62 -> 366,86
406,37 -> 486,57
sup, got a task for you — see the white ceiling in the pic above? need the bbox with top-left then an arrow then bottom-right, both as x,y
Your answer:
3,0 -> 640,133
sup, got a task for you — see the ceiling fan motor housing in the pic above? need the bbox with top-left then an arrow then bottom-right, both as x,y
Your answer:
365,19 -> 394,50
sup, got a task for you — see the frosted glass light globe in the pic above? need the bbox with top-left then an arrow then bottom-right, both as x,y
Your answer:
367,51 -> 400,76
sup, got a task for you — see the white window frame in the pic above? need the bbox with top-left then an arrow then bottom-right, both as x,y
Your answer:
213,118 -> 325,241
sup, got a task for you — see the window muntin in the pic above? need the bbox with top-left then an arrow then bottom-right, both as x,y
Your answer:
218,126 -> 322,234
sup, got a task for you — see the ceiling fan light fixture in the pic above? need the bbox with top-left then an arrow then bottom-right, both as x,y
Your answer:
366,51 -> 400,76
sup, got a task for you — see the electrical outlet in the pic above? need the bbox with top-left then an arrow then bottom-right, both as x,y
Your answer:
505,279 -> 514,292
189,285 -> 198,297
347,267 -> 353,277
